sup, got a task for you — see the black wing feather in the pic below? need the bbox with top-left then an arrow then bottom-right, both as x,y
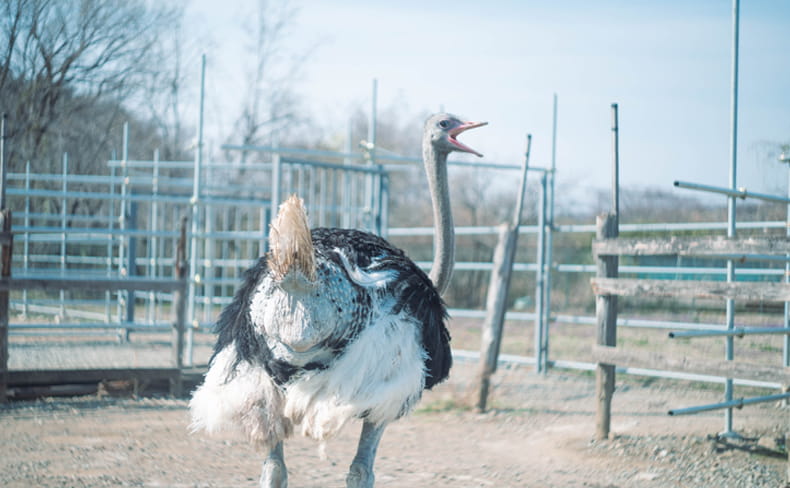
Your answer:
312,227 -> 452,389
210,228 -> 452,389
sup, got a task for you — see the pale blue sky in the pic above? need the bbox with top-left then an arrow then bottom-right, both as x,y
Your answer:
190,0 -> 790,207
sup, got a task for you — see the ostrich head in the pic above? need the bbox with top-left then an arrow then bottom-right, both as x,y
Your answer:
423,113 -> 488,159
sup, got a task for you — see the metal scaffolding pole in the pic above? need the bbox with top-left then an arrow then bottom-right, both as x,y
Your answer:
723,0 -> 740,436
366,79 -> 378,232
186,54 -> 206,366
669,392 -> 790,417
541,94 -> 558,372
534,172 -> 547,373
781,150 -> 790,370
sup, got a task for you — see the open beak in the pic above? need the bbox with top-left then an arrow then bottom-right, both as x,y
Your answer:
448,121 -> 488,157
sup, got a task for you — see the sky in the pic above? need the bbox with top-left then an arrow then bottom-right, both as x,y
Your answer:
188,0 -> 790,209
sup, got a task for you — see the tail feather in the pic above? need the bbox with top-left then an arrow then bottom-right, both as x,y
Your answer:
268,195 -> 316,281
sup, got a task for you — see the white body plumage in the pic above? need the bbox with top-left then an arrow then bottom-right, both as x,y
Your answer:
190,246 -> 429,451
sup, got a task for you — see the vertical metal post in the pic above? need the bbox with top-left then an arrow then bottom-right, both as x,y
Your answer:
148,149 -> 160,325
22,161 -> 29,317
369,79 -> 377,152
611,103 -> 620,223
366,79 -> 377,231
204,204 -> 215,324
318,167 -> 327,227
106,163 -> 116,322
0,209 -> 10,404
0,113 -> 7,403
723,0 -> 740,436
784,151 -> 790,409
125,197 -> 138,331
783,150 -> 790,370
118,124 -> 129,339
534,172 -> 547,373
342,118 -> 352,229
60,153 -> 68,319
0,114 -> 5,208
171,216 -> 188,397
186,53 -> 206,366
270,131 -> 282,239
379,170 -> 389,240
541,93 -> 559,372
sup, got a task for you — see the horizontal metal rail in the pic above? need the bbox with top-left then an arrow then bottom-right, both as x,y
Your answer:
668,392 -> 790,416
221,143 -> 529,171
0,276 -> 186,292
6,188 -> 191,204
669,327 -> 790,339
281,157 -> 387,175
394,220 -> 789,237
9,322 -> 175,331
451,349 -> 783,390
675,180 -> 790,204
8,172 -> 194,189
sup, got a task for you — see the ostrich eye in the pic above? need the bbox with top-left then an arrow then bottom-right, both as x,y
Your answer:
438,120 -> 450,129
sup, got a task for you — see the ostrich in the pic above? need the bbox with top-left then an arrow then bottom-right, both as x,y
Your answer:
190,113 -> 487,487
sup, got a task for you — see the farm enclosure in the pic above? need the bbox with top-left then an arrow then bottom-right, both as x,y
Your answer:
0,97 -> 788,487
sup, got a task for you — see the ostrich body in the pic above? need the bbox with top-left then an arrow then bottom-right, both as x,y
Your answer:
190,113 -> 487,487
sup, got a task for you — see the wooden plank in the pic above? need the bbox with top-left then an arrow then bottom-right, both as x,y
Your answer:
477,223 -> 519,412
593,235 -> 790,258
591,345 -> 790,385
595,214 -> 618,441
0,276 -> 185,293
591,277 -> 790,302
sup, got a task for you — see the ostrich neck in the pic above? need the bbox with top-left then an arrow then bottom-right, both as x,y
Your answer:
423,145 -> 454,295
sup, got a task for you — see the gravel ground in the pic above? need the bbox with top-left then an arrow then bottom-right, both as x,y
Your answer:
1,357 -> 787,487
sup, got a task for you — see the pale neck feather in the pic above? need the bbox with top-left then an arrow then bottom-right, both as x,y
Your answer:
422,144 -> 454,296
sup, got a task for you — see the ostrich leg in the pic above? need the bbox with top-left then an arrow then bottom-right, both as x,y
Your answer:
260,442 -> 287,488
346,420 -> 387,488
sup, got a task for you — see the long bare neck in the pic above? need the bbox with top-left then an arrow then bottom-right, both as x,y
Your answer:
423,144 -> 454,295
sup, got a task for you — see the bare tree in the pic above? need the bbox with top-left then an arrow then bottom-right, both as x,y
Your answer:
0,0 -> 179,171
137,4 -> 203,162
230,0 -> 311,163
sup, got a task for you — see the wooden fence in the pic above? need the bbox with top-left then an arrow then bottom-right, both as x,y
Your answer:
590,213 -> 790,440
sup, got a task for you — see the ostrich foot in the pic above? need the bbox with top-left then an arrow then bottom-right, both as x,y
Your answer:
346,462 -> 374,488
345,420 -> 387,488
260,442 -> 287,488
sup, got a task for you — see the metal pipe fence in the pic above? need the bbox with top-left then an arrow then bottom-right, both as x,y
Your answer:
5,140 -> 788,398
5,141 -> 388,352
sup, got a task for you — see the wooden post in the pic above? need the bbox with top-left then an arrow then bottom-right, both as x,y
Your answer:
0,210 -> 11,403
786,432 -> 789,486
123,198 -> 138,342
170,216 -> 188,397
595,213 -> 618,440
477,223 -> 519,412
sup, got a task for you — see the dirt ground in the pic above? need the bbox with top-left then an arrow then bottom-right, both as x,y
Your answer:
1,358 -> 787,488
